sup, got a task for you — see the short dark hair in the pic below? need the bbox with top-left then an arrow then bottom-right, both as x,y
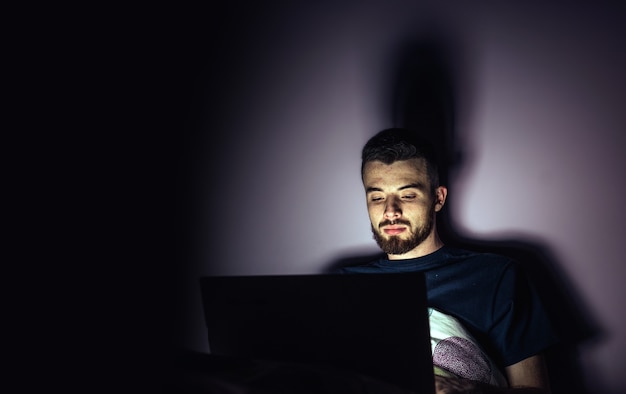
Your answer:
361,128 -> 440,193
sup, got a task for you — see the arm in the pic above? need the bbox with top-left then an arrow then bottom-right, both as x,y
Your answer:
504,354 -> 550,393
434,355 -> 551,394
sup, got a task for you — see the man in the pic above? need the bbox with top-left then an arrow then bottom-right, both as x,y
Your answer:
340,128 -> 559,393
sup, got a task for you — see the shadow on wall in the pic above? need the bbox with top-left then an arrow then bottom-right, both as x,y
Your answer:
324,35 -> 602,394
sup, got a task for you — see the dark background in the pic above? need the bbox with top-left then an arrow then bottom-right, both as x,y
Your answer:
16,2 -> 624,392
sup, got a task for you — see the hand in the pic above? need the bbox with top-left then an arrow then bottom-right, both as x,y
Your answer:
435,375 -> 476,393
434,375 -> 490,394
434,375 -> 548,393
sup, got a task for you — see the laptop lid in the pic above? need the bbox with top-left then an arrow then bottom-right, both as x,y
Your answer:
199,272 -> 433,392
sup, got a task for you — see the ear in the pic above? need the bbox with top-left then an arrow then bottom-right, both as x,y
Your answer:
434,186 -> 448,212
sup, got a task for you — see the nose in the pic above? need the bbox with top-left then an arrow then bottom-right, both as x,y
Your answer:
383,196 -> 401,220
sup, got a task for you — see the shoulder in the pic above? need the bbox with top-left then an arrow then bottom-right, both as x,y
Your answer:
336,259 -> 387,274
433,247 -> 517,279
443,246 -> 513,265
336,246 -> 516,274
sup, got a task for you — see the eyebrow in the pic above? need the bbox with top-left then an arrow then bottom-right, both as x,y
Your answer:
366,183 -> 425,193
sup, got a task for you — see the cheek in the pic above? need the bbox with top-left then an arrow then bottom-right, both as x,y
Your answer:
367,206 -> 381,221
405,206 -> 428,221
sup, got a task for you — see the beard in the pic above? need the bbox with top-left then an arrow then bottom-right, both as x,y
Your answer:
371,213 -> 434,256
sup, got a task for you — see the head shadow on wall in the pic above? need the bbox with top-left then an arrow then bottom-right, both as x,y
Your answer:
326,34 -> 601,394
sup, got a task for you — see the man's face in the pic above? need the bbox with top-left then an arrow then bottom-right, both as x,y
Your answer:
363,158 -> 445,258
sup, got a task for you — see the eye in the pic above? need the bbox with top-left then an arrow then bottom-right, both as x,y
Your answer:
369,195 -> 384,203
402,194 -> 417,200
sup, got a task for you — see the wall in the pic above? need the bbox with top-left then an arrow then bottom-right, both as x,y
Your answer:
178,2 -> 626,392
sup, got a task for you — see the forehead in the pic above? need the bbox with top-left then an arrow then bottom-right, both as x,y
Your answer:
363,158 -> 428,187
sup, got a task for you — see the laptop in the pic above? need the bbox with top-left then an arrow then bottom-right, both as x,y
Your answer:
199,272 -> 434,392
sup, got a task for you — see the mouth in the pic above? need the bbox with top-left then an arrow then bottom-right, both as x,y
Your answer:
382,225 -> 407,236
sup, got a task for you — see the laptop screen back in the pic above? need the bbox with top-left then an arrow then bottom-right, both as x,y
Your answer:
200,272 -> 433,392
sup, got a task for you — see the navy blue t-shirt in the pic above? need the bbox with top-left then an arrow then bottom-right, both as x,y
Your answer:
338,246 -> 559,368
